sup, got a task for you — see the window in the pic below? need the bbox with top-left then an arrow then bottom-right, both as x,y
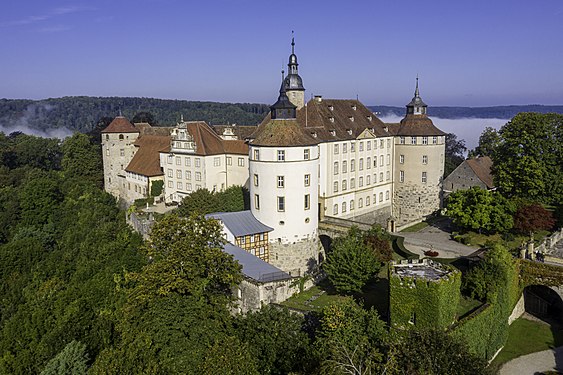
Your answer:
254,149 -> 260,160
342,161 -> 347,173
254,194 -> 260,209
411,136 -> 417,145
277,196 -> 285,212
176,156 -> 181,165
167,169 -> 173,178
400,136 -> 405,144
304,194 -> 310,210
343,143 -> 347,153
359,158 -> 364,170
359,176 -> 363,187
195,172 -> 201,181
359,142 -> 364,151
342,202 -> 347,213
433,136 -> 437,144
254,174 -> 259,186
185,157 -> 191,166
400,170 -> 405,182
386,154 -> 390,165
334,162 -> 339,175
342,180 -> 347,191
277,176 -> 285,188
400,154 -> 405,164
386,171 -> 390,181
350,178 -> 355,189
351,143 -> 355,152
214,157 -> 220,166
351,159 -> 355,172
359,198 -> 363,208
304,149 -> 310,160
387,139 -> 391,148
186,171 -> 191,180
334,144 -> 339,154
379,192 -> 384,202
422,172 -> 427,183
379,172 -> 384,182
386,190 -> 390,200
367,157 -> 371,169
350,200 -> 355,210
304,174 -> 310,186
366,196 -> 370,206
380,140 -> 384,148
167,155 -> 173,164
422,155 -> 428,164
366,175 -> 371,185
277,150 -> 285,161
120,149 -> 125,156
423,136 -> 428,145
176,170 -> 182,179
374,158 -> 377,168
168,181 -> 173,188
195,158 -> 201,167
119,134 -> 124,140
105,148 -> 109,156
367,141 -> 371,150
334,181 -> 339,193
379,155 -> 384,167
177,182 -> 183,190
187,183 -> 192,191
333,204 -> 338,215
238,158 -> 244,166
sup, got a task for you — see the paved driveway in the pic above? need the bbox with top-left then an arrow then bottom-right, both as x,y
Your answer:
399,220 -> 478,258
498,346 -> 563,375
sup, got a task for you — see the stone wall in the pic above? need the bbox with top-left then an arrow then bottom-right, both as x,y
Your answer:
393,183 -> 441,226
508,294 -> 525,325
235,277 -> 300,314
269,237 -> 322,276
442,163 -> 487,197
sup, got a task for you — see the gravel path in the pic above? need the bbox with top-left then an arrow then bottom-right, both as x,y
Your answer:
498,346 -> 563,375
400,222 -> 478,258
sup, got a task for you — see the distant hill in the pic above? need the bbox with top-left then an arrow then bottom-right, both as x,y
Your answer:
370,105 -> 563,119
0,97 -> 270,134
2,96 -> 563,136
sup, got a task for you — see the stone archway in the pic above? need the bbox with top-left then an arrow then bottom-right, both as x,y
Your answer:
524,285 -> 563,322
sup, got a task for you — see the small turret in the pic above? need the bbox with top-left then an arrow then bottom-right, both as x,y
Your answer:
270,70 -> 297,120
284,33 -> 305,109
405,77 -> 428,115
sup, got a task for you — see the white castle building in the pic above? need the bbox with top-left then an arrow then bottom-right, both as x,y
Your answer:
101,38 -> 446,275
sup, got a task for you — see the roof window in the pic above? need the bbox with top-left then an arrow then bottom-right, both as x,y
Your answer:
347,129 -> 352,135
329,116 -> 334,123
330,130 -> 336,136
328,105 -> 334,111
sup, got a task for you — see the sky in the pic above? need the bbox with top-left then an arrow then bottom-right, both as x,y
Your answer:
1,0 -> 562,106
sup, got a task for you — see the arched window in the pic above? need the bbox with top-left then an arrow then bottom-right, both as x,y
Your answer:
342,202 -> 347,213
119,134 -> 124,140
379,192 -> 383,202
333,204 -> 338,215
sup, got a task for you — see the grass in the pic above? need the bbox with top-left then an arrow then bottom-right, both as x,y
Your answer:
489,317 -> 563,370
455,230 -> 551,251
456,296 -> 483,319
400,221 -> 429,233
281,282 -> 348,311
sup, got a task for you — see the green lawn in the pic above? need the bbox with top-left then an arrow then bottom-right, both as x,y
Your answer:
280,283 -> 348,312
456,296 -> 483,319
490,317 -> 563,370
455,230 -> 551,250
400,221 -> 429,233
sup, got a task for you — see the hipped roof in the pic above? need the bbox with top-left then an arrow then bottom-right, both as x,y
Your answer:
125,135 -> 170,177
101,116 -> 139,133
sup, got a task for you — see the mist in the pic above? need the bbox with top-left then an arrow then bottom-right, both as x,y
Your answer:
0,124 -> 74,140
379,115 -> 509,151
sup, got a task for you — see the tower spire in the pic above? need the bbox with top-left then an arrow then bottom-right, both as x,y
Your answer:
415,75 -> 420,97
405,76 -> 427,116
291,30 -> 295,54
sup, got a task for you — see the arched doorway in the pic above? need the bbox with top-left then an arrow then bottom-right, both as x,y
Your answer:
524,285 -> 563,323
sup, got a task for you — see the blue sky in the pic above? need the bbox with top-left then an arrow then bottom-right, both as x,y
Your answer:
1,0 -> 562,106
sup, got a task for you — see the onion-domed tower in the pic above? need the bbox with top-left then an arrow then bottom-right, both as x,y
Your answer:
284,36 -> 305,109
249,71 -> 320,276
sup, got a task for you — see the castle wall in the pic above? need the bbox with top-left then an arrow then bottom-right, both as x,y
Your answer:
269,236 -> 321,276
101,132 -> 138,199
235,278 -> 300,314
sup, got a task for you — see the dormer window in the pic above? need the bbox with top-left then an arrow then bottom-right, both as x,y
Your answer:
330,130 -> 336,136
329,117 -> 334,123
347,129 -> 352,135
384,126 -> 389,132
328,105 -> 334,111
367,115 -> 372,121
349,116 -> 354,122
311,132 -> 317,138
352,105 -> 357,111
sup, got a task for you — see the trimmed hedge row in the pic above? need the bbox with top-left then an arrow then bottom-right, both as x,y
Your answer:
390,235 -> 419,260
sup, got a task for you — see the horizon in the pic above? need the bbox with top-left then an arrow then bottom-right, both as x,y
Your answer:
1,1 -> 562,106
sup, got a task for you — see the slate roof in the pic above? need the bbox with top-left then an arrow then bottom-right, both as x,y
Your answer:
101,116 -> 139,133
207,211 -> 273,237
223,243 -> 292,283
465,156 -> 494,189
125,135 -> 170,177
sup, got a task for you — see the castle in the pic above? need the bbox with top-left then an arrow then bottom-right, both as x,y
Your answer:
101,38 -> 446,275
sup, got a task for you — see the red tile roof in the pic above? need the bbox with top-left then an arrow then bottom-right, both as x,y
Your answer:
125,135 -> 170,177
101,116 -> 139,133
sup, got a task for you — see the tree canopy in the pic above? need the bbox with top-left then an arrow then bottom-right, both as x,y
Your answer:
444,133 -> 467,177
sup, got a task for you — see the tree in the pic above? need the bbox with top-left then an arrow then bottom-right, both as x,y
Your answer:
315,298 -> 389,375
446,187 -> 515,234
131,111 -> 157,126
61,132 -> 103,186
176,186 -> 248,217
200,336 -> 259,375
235,305 -> 312,375
363,225 -> 393,262
392,329 -> 491,375
513,203 -> 556,235
473,126 -> 500,157
324,227 -> 382,294
444,133 -> 467,177
493,113 -> 563,204
150,180 -> 164,197
40,340 -> 89,375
